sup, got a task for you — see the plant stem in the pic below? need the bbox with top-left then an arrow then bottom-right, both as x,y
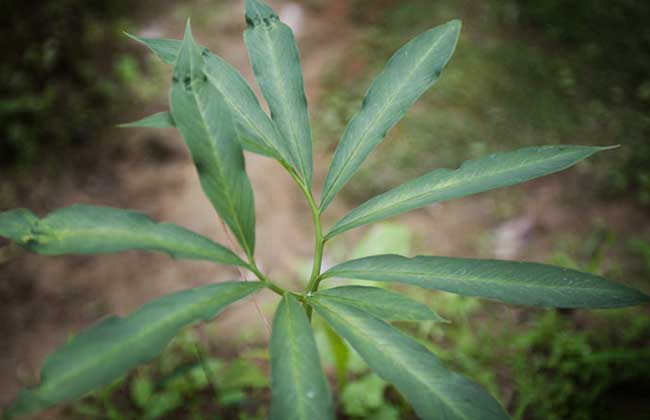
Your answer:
284,165 -> 325,320
305,194 -> 324,295
247,259 -> 287,296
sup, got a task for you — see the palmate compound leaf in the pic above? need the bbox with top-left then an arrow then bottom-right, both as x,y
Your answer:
124,34 -> 294,168
313,286 -> 447,322
270,295 -> 334,420
327,145 -> 615,239
244,0 -> 313,187
309,297 -> 510,420
320,20 -> 462,211
321,255 -> 650,308
170,22 -> 256,257
4,281 -> 264,419
0,205 -> 246,267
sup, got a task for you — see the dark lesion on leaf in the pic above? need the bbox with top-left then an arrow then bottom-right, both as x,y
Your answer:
183,75 -> 193,92
245,14 -> 279,29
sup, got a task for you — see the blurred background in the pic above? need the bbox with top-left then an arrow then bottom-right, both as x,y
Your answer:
1,0 -> 649,419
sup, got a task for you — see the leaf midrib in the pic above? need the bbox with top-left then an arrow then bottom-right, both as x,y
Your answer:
325,267 -> 610,294
313,302 -> 469,420
189,77 -> 251,256
36,226 -> 231,262
314,294 -> 430,321
284,299 -> 311,419
332,148 -> 585,234
38,287 -> 250,399
253,23 -> 309,181
324,26 -> 452,206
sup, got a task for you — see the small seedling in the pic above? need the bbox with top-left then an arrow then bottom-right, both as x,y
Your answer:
1,1 -> 648,418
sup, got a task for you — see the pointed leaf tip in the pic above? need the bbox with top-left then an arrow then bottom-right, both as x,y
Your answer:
320,19 -> 462,210
448,18 -> 462,30
183,18 -> 194,41
245,0 -> 276,21
601,144 -> 621,151
119,111 -> 175,129
0,209 -> 37,241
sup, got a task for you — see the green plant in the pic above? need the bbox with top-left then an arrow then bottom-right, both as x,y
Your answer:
1,1 -> 648,418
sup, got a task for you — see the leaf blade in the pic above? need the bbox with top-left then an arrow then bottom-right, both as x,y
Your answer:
270,295 -> 334,420
314,286 -> 446,322
327,145 -> 613,238
170,22 -> 256,255
310,298 -> 509,420
126,34 -> 293,163
320,20 -> 461,210
119,111 -> 175,129
0,205 -> 246,267
244,0 -> 313,186
5,281 -> 263,418
322,255 -> 650,308
125,33 -> 179,64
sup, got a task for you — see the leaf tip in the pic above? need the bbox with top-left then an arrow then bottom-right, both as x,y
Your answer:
448,19 -> 463,30
245,0 -> 276,25
123,31 -> 146,44
183,18 -> 194,41
600,144 -> 621,151
0,209 -> 37,242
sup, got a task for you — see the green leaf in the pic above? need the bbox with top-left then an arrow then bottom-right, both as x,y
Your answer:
244,0 -> 313,186
220,359 -> 269,391
119,111 -> 175,129
125,33 -> 178,64
322,322 -> 349,388
313,286 -> 446,322
270,294 -> 334,420
4,282 -> 263,418
0,205 -> 246,267
0,208 -> 36,239
170,22 -> 256,256
320,20 -> 461,210
322,255 -> 650,308
310,297 -> 509,420
340,374 -> 389,417
126,34 -> 293,164
327,145 -> 613,238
